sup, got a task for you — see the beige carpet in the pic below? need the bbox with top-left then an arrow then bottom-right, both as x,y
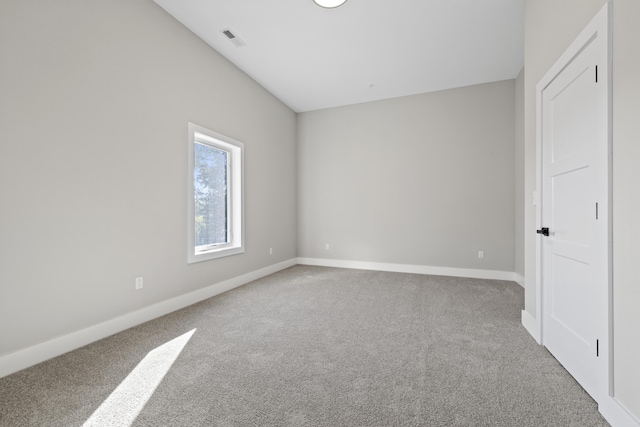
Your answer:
0,265 -> 608,426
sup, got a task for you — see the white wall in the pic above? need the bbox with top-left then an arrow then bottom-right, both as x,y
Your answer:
298,81 -> 516,274
0,0 -> 297,358
523,0 -> 640,421
514,69 -> 525,283
611,0 -> 640,419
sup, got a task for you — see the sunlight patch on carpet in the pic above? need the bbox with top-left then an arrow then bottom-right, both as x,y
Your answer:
82,329 -> 196,427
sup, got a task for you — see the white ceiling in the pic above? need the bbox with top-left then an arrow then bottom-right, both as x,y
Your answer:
153,0 -> 524,113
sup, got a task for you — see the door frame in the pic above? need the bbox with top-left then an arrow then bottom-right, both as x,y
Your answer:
534,2 -> 612,398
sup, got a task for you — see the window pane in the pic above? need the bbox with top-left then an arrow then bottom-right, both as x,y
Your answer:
194,142 -> 229,249
188,123 -> 244,264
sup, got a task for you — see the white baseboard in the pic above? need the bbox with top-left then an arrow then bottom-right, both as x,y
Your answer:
514,273 -> 525,288
4,257 -> 638,426
600,396 -> 640,427
0,258 -> 297,379
297,257 -> 518,282
521,309 -> 540,344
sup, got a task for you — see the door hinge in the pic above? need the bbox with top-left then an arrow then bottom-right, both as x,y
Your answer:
596,339 -> 600,357
595,65 -> 598,83
596,202 -> 599,220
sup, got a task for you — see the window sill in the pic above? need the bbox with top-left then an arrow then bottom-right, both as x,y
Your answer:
188,245 -> 244,264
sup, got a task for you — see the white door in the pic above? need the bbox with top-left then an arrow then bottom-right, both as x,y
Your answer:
538,9 -> 610,401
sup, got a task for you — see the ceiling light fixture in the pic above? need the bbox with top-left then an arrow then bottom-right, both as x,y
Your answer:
313,0 -> 348,8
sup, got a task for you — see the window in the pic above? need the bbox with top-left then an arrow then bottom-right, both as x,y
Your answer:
188,123 -> 244,263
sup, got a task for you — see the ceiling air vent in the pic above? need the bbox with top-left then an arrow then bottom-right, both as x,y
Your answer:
221,28 -> 246,48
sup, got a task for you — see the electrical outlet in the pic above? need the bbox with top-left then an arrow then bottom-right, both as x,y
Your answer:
325,243 -> 330,250
269,247 -> 273,255
135,277 -> 144,290
478,251 -> 484,259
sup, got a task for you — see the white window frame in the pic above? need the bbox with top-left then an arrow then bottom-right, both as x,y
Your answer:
187,122 -> 244,263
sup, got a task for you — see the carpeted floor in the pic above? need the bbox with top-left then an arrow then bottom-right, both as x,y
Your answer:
0,265 -> 609,426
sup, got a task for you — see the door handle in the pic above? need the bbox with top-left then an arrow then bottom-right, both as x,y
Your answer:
536,227 -> 549,236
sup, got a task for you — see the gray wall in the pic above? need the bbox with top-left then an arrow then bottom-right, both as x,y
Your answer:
523,0 -> 640,419
0,0 -> 297,357
7,0 -> 636,419
298,81 -> 516,273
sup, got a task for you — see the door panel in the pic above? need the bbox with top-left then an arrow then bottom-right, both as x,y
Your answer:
550,250 -> 592,344
550,68 -> 598,163
552,166 -> 592,246
540,33 -> 607,399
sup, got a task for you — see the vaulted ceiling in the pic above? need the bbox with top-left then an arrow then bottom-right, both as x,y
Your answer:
153,0 -> 524,112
